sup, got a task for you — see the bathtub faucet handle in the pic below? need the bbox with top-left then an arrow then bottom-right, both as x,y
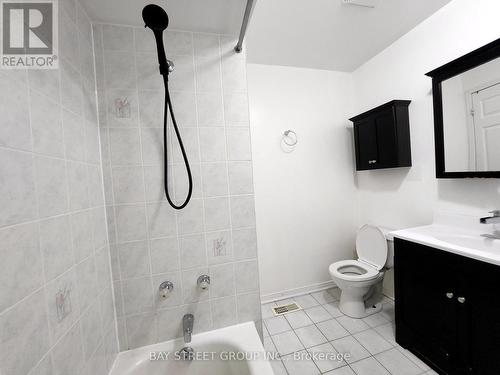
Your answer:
183,314 -> 194,343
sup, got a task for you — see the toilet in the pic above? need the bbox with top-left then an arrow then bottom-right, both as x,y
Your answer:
329,225 -> 394,318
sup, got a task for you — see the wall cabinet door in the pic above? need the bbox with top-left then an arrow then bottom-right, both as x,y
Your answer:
354,117 -> 379,170
374,108 -> 398,167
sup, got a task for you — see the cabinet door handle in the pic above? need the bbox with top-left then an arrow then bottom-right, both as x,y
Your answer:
368,160 -> 377,164
457,297 -> 466,304
446,292 -> 454,299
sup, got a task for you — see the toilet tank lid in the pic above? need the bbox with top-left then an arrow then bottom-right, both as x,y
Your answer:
356,225 -> 388,271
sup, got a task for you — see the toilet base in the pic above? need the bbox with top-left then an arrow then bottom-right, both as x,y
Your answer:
339,296 -> 383,318
337,282 -> 384,318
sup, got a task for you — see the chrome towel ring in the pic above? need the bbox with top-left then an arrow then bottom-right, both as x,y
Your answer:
283,130 -> 297,146
281,130 -> 298,153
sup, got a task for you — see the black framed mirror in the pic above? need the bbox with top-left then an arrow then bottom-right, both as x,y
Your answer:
426,38 -> 500,178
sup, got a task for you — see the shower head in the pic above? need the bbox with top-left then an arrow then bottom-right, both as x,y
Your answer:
142,4 -> 169,31
142,4 -> 170,76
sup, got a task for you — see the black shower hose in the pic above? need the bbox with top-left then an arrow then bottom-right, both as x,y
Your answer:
162,75 -> 193,209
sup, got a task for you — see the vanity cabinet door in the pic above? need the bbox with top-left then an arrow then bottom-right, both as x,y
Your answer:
459,258 -> 500,375
394,239 -> 459,374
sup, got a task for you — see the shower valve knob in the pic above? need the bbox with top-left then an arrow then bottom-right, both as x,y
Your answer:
197,275 -> 210,290
159,281 -> 174,298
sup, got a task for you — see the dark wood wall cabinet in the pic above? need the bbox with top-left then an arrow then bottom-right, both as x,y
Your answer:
394,238 -> 500,375
350,100 -> 412,171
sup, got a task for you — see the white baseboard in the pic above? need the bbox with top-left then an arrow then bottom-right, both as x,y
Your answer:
260,280 -> 337,305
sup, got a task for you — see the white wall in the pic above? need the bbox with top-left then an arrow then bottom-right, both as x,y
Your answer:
352,0 -> 500,230
247,65 -> 358,299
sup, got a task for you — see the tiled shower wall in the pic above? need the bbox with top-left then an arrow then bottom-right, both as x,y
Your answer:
93,24 -> 262,350
0,1 -> 118,375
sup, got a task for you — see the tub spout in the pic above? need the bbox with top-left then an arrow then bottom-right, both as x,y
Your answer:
183,314 -> 194,343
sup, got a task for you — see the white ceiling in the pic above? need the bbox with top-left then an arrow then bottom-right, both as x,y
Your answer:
246,0 -> 453,72
80,0 -> 247,34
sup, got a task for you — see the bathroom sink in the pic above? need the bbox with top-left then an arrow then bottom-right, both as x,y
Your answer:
434,233 -> 500,253
391,224 -> 500,266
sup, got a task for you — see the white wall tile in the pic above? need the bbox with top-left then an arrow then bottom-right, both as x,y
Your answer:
39,215 -> 73,281
165,31 -> 193,56
232,227 -> 257,261
201,162 -> 228,197
235,260 -> 259,293
211,296 -> 237,328
30,90 -> 64,157
102,25 -> 134,51
45,268 -> 80,343
0,289 -> 51,375
111,166 -> 145,204
122,277 -> 154,315
209,263 -> 234,298
104,51 -> 137,89
35,156 -> 69,218
226,127 -> 252,160
136,53 -> 163,90
146,201 -> 177,238
0,223 -> 42,313
228,161 -> 253,195
197,92 -> 224,126
0,150 -> 37,226
150,237 -> 180,274
224,93 -> 250,126
0,8 -> 117,375
230,195 -> 256,228
63,109 -> 86,162
0,74 -> 31,151
115,204 -> 148,242
60,60 -> 83,115
67,161 -> 90,210
28,69 -> 60,103
180,234 -> 206,269
109,128 -> 142,165
206,230 -> 233,265
117,241 -> 150,278
138,90 -> 163,127
177,198 -> 204,235
106,89 -> 139,128
76,256 -> 98,311
204,197 -> 230,231
52,322 -> 85,375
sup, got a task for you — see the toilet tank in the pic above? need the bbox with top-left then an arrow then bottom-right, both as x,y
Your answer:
379,227 -> 395,269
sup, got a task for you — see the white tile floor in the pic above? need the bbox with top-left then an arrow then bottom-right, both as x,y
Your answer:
262,288 -> 438,375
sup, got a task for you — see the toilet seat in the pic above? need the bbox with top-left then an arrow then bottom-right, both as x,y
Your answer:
329,260 -> 380,281
356,225 -> 388,271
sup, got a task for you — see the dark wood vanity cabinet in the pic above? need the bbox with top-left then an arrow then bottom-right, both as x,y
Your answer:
394,238 -> 500,375
350,100 -> 412,171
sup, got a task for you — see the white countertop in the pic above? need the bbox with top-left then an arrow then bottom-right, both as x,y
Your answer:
391,224 -> 500,266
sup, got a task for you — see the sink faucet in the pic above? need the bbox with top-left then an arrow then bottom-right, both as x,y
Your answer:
183,314 -> 194,343
480,210 -> 500,224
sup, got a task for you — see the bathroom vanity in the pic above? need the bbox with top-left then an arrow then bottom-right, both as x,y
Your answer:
393,224 -> 500,375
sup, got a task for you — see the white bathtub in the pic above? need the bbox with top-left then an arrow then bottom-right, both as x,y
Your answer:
109,322 -> 274,375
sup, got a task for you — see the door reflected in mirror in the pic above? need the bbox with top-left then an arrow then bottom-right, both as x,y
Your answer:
441,58 -> 500,173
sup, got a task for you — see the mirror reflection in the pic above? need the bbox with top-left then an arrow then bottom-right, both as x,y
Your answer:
442,58 -> 500,172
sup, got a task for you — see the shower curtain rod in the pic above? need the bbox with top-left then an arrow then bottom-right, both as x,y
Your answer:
234,0 -> 256,53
